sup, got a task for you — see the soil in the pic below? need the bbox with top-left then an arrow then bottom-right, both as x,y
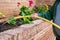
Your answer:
0,19 -> 21,32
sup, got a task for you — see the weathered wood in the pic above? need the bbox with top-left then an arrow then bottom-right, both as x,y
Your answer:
0,20 -> 55,40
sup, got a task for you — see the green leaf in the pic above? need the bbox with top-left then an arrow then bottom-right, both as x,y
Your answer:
20,6 -> 28,12
34,6 -> 47,13
7,20 -> 16,25
21,12 -> 25,16
23,18 -> 31,23
7,16 -> 16,25
19,6 -> 35,24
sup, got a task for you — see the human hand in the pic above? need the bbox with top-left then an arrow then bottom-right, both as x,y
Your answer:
31,13 -> 38,18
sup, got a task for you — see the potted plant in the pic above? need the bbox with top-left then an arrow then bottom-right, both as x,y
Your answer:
0,1 -> 49,32
0,1 -> 36,31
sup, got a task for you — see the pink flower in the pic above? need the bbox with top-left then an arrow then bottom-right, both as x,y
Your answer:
29,0 -> 34,7
17,2 -> 21,6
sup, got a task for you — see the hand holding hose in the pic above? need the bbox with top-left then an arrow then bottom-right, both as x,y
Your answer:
31,13 -> 38,18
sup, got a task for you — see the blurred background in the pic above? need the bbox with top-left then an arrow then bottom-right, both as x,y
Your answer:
0,0 -> 55,18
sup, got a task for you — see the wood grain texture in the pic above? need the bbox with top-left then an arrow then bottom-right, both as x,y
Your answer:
0,0 -> 35,18
0,20 -> 56,40
36,0 -> 55,6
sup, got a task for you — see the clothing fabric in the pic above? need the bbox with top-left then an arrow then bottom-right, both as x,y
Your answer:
56,37 -> 60,40
54,3 -> 60,36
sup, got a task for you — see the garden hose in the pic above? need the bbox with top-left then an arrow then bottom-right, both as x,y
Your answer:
14,16 -> 60,30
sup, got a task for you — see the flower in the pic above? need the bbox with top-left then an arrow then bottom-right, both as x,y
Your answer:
29,0 -> 34,7
45,4 -> 49,11
17,2 -> 21,6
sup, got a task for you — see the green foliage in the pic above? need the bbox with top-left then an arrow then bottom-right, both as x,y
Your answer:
6,6 -> 48,25
7,16 -> 16,25
33,6 -> 47,13
7,20 -> 16,25
6,6 -> 34,25
19,6 -> 34,24
20,6 -> 34,15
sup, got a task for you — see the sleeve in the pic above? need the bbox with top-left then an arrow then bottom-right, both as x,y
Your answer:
38,5 -> 54,20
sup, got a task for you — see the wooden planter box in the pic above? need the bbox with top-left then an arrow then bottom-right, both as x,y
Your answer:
0,0 -> 56,40
0,20 -> 56,40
